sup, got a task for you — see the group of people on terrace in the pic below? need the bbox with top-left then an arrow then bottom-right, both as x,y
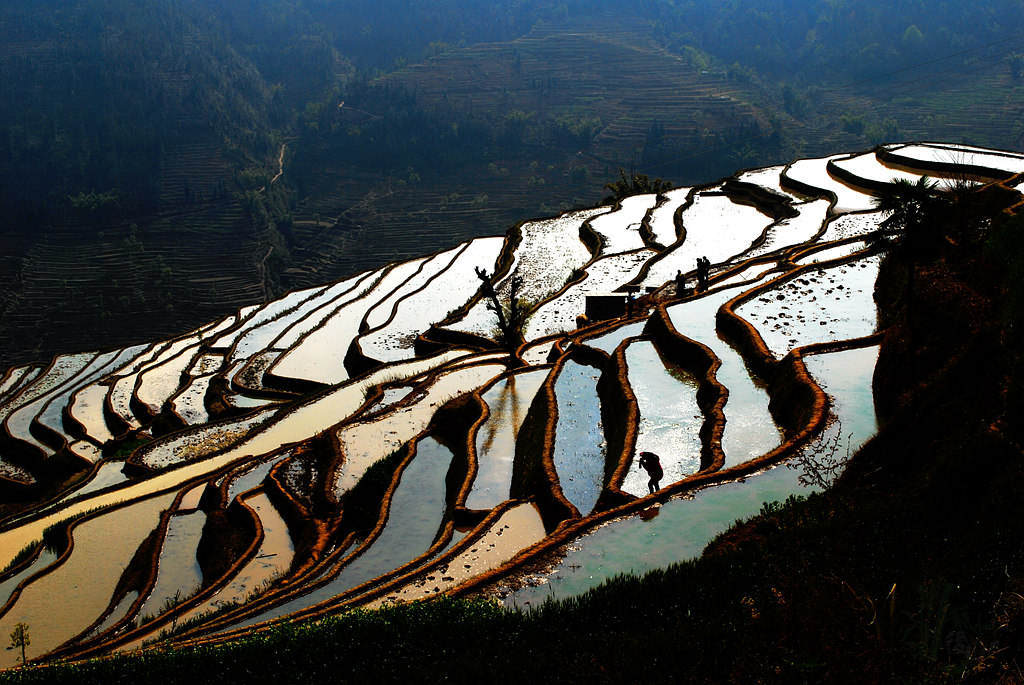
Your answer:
674,256 -> 711,297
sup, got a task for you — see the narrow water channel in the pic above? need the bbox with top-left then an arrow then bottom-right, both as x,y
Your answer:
668,290 -> 784,467
620,340 -> 702,496
552,361 -> 606,516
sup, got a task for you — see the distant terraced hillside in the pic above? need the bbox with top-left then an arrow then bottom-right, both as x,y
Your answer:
286,16 -> 792,284
381,18 -> 771,158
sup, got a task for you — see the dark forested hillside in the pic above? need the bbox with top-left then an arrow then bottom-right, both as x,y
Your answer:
0,0 -> 280,222
1,0 -> 1023,369
5,0 -> 1021,227
669,0 -> 1024,83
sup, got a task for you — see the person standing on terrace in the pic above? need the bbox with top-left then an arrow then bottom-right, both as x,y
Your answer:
638,451 -> 663,494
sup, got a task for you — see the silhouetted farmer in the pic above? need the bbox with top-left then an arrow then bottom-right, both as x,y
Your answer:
675,270 -> 686,295
696,257 -> 710,291
638,451 -> 663,494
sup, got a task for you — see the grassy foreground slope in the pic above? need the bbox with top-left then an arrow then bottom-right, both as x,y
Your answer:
4,191 -> 1023,683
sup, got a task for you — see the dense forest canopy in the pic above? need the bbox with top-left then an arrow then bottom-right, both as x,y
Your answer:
3,0 -> 1022,221
652,0 -> 1024,81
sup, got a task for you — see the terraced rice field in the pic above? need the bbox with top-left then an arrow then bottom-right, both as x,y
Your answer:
0,142 -> 1022,667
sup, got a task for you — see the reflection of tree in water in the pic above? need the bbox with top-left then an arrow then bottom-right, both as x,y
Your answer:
478,375 -> 517,457
789,416 -> 852,492
471,371 -> 547,510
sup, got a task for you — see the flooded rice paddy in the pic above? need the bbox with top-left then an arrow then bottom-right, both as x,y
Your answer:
552,361 -> 606,516
645,187 -> 690,247
589,194 -> 657,256
737,253 -> 881,357
783,154 -> 876,212
668,290 -> 784,467
468,370 -> 549,510
524,249 -> 654,340
0,493 -> 175,667
504,343 -> 880,609
620,341 -> 702,497
0,142 -> 1008,665
447,208 -> 606,339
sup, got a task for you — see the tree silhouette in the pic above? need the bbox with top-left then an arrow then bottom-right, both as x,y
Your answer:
603,167 -> 673,204
9,622 -> 29,666
475,267 -> 527,353
871,176 -> 946,338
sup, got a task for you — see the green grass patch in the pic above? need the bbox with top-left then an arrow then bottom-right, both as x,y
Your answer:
0,543 -> 40,578
40,508 -> 103,555
107,438 -> 153,459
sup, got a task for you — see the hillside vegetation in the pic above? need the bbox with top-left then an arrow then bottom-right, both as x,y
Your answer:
3,1 -> 1024,369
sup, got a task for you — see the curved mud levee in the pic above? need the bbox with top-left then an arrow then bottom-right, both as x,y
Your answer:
148,406 -> 189,438
766,335 -> 884,436
715,290 -> 780,382
644,305 -> 727,472
264,443 -> 333,579
452,333 -> 835,605
0,473 -> 34,503
60,398 -> 98,445
877,143 -> 1021,182
427,392 -> 489,525
624,185 -> 703,288
125,405 -> 279,474
0,491 -> 179,666
0,418 -> 48,468
431,219 -> 525,333
229,353 -> 299,402
191,429 -> 469,639
593,339 -> 639,511
825,156 -> 897,196
102,385 -> 137,440
578,210 -> 605,257
780,160 -> 840,208
509,360 -> 576,531
57,496 -> 184,655
27,404 -> 77,456
343,336 -> 384,380
637,191 -> 670,251
260,369 -> 329,395
416,325 -> 499,358
787,233 -> 873,265
136,464 -> 302,643
202,366 -> 502,636
0,434 -> 90,505
721,178 -> 801,221
69,487 -> 267,660
715,244 -> 886,385
195,492 -> 263,593
182,443 -> 414,639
